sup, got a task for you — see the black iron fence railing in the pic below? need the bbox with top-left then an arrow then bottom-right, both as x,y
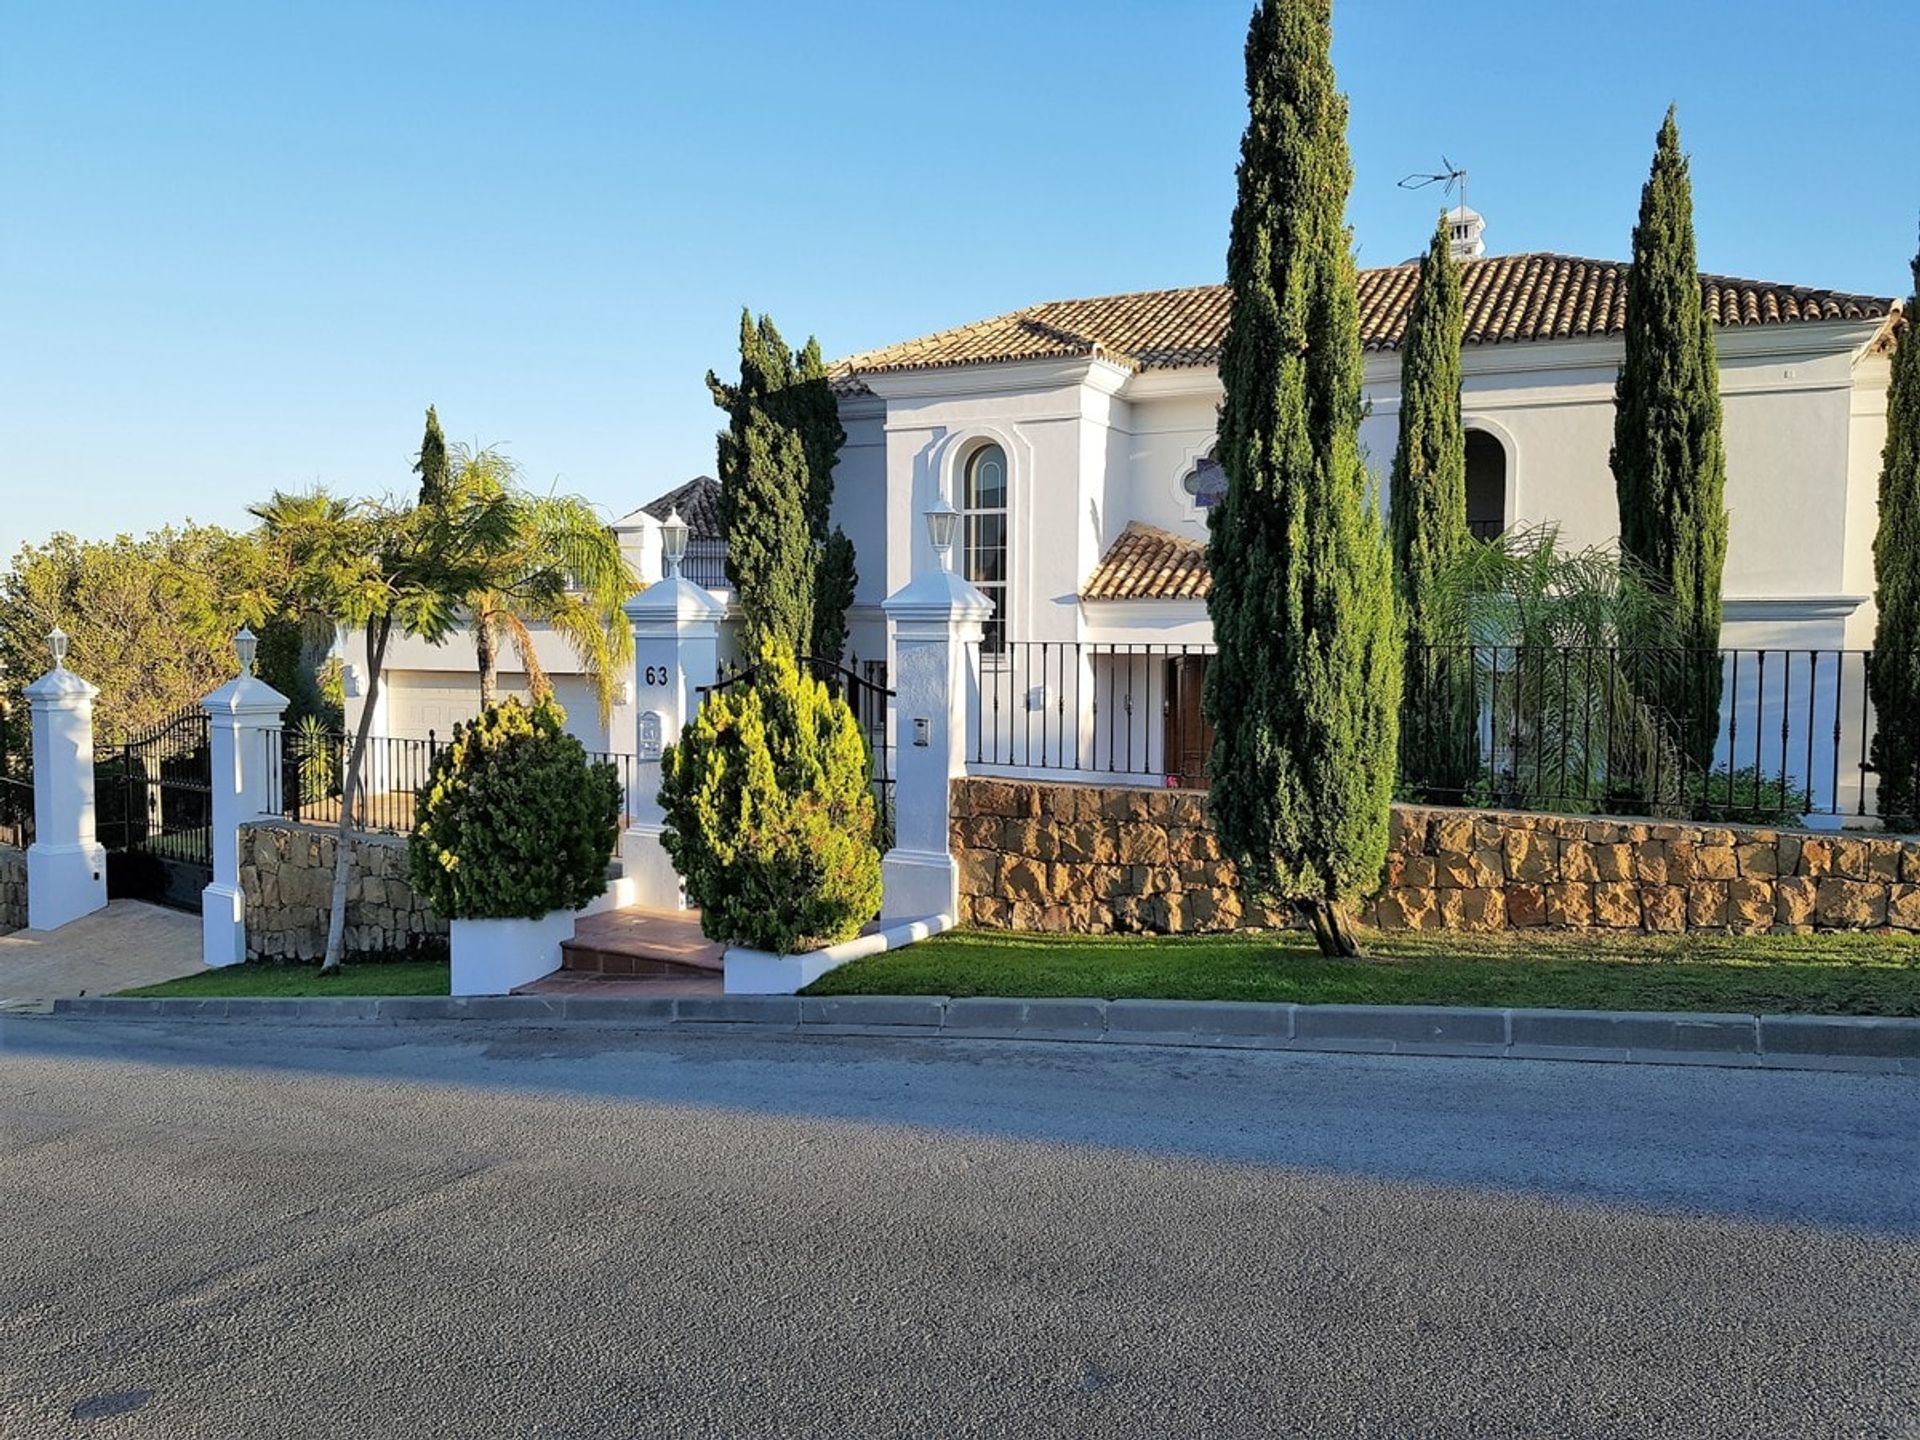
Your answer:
970,642 -> 1218,784
0,707 -> 29,849
965,640 -> 1880,823
679,541 -> 729,591
267,726 -> 641,838
1403,644 -> 1874,822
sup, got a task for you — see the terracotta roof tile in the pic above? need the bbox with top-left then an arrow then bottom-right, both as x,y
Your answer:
836,254 -> 1893,387
1082,523 -> 1211,601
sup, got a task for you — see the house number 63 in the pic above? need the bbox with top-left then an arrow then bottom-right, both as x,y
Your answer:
643,665 -> 673,685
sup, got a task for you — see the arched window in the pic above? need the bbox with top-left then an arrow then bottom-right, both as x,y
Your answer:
963,443 -> 1009,651
1465,429 -> 1506,540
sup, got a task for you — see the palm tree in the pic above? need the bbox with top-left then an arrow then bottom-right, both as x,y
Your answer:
442,445 -> 636,723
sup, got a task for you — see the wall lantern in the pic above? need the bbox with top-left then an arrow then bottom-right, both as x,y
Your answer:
47,626 -> 69,668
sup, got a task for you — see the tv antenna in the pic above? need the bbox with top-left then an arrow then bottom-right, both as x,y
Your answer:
1398,157 -> 1468,216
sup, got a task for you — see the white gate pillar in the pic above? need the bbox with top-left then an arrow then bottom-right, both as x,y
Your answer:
24,628 -> 108,931
201,629 -> 289,967
620,508 -> 724,911
880,500 -> 993,922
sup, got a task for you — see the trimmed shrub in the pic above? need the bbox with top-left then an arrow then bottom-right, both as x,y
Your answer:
408,696 -> 621,921
658,645 -> 881,954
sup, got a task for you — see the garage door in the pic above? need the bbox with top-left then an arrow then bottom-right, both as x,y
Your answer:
383,672 -> 613,751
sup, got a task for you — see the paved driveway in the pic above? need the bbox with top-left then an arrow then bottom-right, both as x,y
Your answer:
2,1015 -> 1915,1437
0,900 -> 203,1008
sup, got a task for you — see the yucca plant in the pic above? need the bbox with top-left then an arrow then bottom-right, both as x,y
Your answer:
288,713 -> 338,809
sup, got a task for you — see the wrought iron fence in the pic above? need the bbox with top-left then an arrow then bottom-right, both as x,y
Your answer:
680,541 -> 729,591
970,642 -> 1217,784
965,640 -> 1880,823
0,704 -> 30,849
1403,644 -> 1874,821
268,725 -> 641,837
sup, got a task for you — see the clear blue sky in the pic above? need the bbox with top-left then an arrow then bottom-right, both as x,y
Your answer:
3,0 -> 1915,558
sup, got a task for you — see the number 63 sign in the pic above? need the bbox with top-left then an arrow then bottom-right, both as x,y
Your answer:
641,665 -> 673,686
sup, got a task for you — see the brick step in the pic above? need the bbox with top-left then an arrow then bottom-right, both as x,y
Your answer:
559,941 -> 721,978
558,906 -> 726,979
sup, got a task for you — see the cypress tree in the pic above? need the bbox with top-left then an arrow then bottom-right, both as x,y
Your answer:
707,315 -> 858,659
793,337 -> 857,661
1203,0 -> 1401,958
1869,232 -> 1920,830
709,312 -> 814,653
414,405 -> 449,507
1389,215 -> 1477,801
1611,107 -> 1729,773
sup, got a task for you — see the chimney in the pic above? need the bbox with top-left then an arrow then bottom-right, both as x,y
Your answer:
1447,203 -> 1486,261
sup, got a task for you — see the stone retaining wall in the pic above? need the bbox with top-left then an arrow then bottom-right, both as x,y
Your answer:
0,844 -> 24,933
951,777 -> 1920,936
239,822 -> 446,961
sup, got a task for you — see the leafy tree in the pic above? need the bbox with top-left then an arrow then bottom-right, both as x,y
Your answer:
1870,234 -> 1920,829
658,643 -> 881,954
1611,107 -> 1729,771
257,411 -> 519,974
1202,0 -> 1401,958
0,526 -> 290,742
1389,215 -> 1477,801
436,443 -> 635,717
408,695 -> 621,920
707,313 -> 856,658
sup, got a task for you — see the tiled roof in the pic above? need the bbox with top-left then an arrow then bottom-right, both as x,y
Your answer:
1082,523 -> 1211,601
835,254 -> 1895,386
639,475 -> 722,542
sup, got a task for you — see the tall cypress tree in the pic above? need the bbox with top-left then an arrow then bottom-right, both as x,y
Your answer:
414,405 -> 449,507
1869,233 -> 1920,829
793,337 -> 857,661
1389,215 -> 1476,800
709,312 -> 814,653
1611,107 -> 1729,772
707,315 -> 857,659
1203,0 -> 1401,958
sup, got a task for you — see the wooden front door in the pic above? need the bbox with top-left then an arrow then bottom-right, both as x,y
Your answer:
1163,656 -> 1213,789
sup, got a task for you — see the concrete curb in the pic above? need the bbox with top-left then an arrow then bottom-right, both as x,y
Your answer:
41,993 -> 1920,1074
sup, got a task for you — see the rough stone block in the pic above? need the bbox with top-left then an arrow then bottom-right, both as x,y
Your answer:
1634,841 -> 1671,886
1687,881 -> 1729,929
1431,814 -> 1475,854
1798,837 -> 1833,877
998,855 -> 1048,904
1560,841 -> 1598,883
1726,877 -> 1774,932
1775,876 -> 1817,926
1504,884 -> 1547,927
1815,878 -> 1886,929
1887,883 -> 1920,931
1546,882 -> 1593,929
1642,885 -> 1687,933
1439,886 -> 1505,931
1694,846 -> 1737,881
1374,888 -> 1438,931
1736,842 -> 1783,878
1591,882 -> 1642,928
1504,831 -> 1556,884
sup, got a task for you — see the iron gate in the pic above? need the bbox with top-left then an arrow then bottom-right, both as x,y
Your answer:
97,706 -> 213,910
701,654 -> 896,848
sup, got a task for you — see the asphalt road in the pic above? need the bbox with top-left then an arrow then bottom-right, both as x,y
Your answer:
2,1016 -> 1916,1439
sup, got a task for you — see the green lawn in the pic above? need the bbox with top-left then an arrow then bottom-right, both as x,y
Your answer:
121,961 -> 451,999
803,928 -> 1920,1016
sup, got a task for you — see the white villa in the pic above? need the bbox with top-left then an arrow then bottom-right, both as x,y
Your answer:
349,211 -> 1901,802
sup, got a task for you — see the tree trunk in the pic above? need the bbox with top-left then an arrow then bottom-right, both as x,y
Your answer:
321,615 -> 391,975
1300,897 -> 1361,958
475,621 -> 497,709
